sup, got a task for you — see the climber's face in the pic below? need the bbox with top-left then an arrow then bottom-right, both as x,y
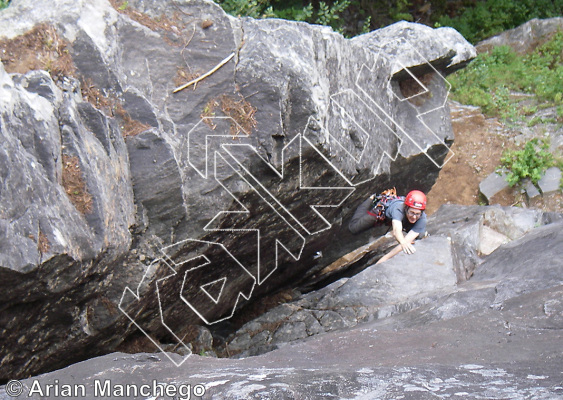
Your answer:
406,207 -> 422,224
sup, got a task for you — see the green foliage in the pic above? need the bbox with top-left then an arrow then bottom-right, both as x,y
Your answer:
316,0 -> 351,29
527,116 -> 558,127
359,15 -> 372,35
0,0 -> 10,10
492,86 -> 520,122
557,159 -> 563,189
214,0 -> 351,32
390,0 -> 413,22
214,0 -> 561,40
436,0 -> 563,44
448,32 -> 563,121
275,3 -> 313,22
499,138 -> 555,186
214,0 -> 272,19
525,31 -> 563,104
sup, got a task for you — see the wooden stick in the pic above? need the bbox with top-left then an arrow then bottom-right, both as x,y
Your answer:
318,236 -> 392,275
173,52 -> 235,93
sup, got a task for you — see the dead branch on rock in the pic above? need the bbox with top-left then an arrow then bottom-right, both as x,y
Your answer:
173,52 -> 235,93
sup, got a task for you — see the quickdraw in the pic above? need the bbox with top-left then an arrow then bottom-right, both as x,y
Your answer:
367,187 -> 404,224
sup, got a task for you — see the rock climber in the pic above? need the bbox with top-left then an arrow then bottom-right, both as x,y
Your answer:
348,189 -> 427,264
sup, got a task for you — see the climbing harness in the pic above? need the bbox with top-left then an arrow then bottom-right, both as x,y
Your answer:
367,187 -> 404,224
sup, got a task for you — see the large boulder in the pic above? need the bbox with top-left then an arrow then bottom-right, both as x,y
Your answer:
0,0 -> 475,379
476,17 -> 563,54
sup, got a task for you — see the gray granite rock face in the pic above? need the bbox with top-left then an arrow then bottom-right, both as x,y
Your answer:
0,65 -> 134,271
476,17 -> 563,54
0,61 -> 136,378
0,0 -> 476,380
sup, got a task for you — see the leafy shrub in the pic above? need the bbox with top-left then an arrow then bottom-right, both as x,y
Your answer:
214,0 -> 273,19
315,0 -> 350,29
0,0 -> 10,10
448,31 -> 563,121
524,31 -> 563,104
214,0 -> 351,32
499,138 -> 555,186
436,0 -> 563,44
389,0 -> 413,22
214,0 -> 562,40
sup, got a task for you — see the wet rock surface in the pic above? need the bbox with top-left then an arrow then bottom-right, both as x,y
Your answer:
2,204 -> 561,399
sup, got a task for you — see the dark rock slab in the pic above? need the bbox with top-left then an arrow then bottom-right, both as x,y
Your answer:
538,166 -> 561,195
525,179 -> 541,199
478,171 -> 509,204
227,236 -> 456,357
226,205 -> 561,358
2,284 -> 561,399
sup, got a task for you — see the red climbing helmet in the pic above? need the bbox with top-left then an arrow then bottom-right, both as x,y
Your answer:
405,190 -> 427,210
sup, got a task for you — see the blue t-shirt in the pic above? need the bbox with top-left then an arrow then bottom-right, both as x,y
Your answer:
384,199 -> 427,234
